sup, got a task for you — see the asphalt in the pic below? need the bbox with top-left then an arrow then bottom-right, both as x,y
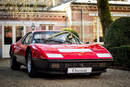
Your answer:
0,59 -> 130,87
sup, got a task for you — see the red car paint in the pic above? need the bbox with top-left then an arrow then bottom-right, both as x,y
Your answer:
29,44 -> 112,60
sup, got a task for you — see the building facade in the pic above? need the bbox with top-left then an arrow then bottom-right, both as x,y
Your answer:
51,0 -> 130,42
0,0 -> 68,58
1,0 -> 130,58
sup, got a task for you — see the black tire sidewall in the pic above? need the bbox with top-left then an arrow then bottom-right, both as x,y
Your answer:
10,54 -> 20,70
27,51 -> 36,77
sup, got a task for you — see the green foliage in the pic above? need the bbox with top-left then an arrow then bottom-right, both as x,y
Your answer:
109,45 -> 130,67
62,28 -> 79,38
105,17 -> 130,48
105,17 -> 130,68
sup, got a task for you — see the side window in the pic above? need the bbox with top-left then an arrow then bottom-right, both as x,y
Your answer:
23,33 -> 32,44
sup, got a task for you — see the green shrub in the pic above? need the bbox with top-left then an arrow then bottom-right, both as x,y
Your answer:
109,45 -> 130,67
105,17 -> 130,68
62,28 -> 79,38
105,17 -> 130,48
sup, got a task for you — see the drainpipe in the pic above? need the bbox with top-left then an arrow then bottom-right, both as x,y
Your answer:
81,8 -> 84,42
96,18 -> 100,43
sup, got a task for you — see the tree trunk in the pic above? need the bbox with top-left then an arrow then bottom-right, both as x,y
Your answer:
97,0 -> 113,39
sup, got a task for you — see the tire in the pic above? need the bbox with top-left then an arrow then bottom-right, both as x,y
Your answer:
10,54 -> 21,70
27,51 -> 36,77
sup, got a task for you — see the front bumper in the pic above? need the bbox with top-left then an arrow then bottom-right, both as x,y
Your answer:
32,58 -> 113,75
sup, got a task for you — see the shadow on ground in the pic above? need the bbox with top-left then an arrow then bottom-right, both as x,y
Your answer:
19,66 -> 100,80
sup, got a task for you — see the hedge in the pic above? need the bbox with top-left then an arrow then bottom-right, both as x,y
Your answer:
109,45 -> 130,67
105,17 -> 130,48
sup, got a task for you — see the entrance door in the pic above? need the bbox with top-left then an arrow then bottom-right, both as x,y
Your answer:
2,25 -> 25,58
2,26 -> 13,58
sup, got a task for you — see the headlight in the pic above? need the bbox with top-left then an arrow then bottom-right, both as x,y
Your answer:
46,54 -> 63,58
96,53 -> 111,57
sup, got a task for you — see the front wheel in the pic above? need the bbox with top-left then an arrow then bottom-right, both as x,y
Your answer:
27,52 -> 36,77
10,54 -> 21,70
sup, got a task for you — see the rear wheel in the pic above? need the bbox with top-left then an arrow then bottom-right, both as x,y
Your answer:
10,54 -> 21,70
27,51 -> 36,77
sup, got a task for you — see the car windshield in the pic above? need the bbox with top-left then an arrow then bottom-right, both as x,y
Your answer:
33,31 -> 82,44
32,31 -> 61,43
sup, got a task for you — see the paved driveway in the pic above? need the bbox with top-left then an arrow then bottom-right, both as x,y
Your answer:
0,59 -> 130,87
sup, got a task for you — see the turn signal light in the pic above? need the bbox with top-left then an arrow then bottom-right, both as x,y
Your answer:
51,63 -> 60,69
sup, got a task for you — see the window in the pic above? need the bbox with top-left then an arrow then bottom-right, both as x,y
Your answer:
48,25 -> 53,30
4,26 -> 12,45
51,33 -> 69,43
22,33 -> 32,44
41,26 -> 46,30
16,26 -> 24,42
33,31 -> 60,43
45,32 -> 82,44
40,24 -> 53,30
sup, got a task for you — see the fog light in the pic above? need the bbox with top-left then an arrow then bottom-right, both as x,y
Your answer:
51,63 -> 60,68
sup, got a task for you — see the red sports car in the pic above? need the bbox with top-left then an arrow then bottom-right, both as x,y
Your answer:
9,30 -> 113,77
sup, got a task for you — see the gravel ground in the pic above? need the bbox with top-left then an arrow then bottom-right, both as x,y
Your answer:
0,59 -> 130,87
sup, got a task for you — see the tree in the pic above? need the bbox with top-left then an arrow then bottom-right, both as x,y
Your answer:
97,0 -> 113,39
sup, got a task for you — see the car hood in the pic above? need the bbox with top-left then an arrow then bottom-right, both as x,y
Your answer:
32,44 -> 112,60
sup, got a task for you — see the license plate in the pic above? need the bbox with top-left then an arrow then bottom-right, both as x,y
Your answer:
67,67 -> 92,74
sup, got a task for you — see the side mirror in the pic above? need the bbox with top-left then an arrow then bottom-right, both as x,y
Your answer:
86,42 -> 89,44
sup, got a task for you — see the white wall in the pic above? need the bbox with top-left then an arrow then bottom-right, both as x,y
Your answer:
127,0 -> 130,2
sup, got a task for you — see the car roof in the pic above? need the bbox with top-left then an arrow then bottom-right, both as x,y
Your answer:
32,30 -> 62,33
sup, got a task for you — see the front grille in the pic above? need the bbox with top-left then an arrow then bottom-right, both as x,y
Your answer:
49,62 -> 107,69
64,63 -> 101,68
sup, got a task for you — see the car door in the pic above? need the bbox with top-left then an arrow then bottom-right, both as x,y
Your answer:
16,32 -> 32,64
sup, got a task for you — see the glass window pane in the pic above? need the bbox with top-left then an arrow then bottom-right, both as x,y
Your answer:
24,33 -> 32,44
41,26 -> 46,30
49,26 -> 53,30
16,26 -> 24,42
4,26 -> 12,45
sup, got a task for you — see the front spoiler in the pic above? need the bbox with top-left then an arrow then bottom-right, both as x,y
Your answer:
32,58 -> 113,74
